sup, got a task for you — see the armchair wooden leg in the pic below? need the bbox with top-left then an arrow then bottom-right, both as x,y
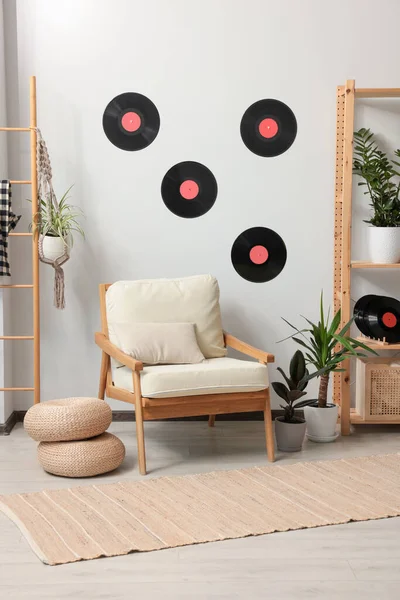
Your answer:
133,371 -> 147,475
264,390 -> 275,462
98,351 -> 109,400
208,415 -> 215,427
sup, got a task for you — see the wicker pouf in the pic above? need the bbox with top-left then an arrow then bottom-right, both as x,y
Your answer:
24,397 -> 112,442
38,432 -> 125,477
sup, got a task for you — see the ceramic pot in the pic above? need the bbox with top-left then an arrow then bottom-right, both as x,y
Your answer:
41,235 -> 67,261
303,403 -> 339,443
274,417 -> 307,452
368,226 -> 400,264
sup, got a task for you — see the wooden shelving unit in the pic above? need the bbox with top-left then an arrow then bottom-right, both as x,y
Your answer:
354,336 -> 400,351
0,76 -> 40,404
333,80 -> 400,432
351,262 -> 400,269
338,407 -> 397,425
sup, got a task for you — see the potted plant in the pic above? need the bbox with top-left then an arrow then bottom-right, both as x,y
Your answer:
272,350 -> 325,452
353,128 -> 400,263
32,186 -> 84,261
282,293 -> 377,442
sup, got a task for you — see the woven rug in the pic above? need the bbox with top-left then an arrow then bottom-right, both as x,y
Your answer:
1,453 -> 400,566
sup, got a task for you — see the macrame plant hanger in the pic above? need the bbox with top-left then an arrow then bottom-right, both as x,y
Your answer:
36,129 -> 69,309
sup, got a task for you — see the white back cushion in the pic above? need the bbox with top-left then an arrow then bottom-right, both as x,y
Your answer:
109,322 -> 205,365
106,275 -> 227,359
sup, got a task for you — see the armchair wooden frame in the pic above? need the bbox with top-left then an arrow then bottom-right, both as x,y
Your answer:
96,283 -> 275,475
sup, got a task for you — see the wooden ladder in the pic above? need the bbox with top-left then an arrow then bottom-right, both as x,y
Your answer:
0,76 -> 40,404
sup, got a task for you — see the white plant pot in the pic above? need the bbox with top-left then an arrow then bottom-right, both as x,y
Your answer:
303,404 -> 339,443
41,236 -> 67,261
368,226 -> 400,264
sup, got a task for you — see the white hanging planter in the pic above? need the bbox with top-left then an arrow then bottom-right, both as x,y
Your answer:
368,226 -> 400,264
41,235 -> 68,262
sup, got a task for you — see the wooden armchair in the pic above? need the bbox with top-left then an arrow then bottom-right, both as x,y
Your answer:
96,278 -> 275,475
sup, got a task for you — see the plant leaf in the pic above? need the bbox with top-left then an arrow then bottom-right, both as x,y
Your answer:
289,350 -> 306,384
271,381 -> 289,402
276,367 -> 296,391
294,398 -> 317,409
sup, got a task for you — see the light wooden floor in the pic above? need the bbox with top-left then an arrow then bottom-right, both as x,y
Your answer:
1,420 -> 400,599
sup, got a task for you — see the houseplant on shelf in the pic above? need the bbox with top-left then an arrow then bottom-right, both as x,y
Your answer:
272,350 -> 326,452
282,293 -> 377,442
353,127 -> 400,264
32,185 -> 85,261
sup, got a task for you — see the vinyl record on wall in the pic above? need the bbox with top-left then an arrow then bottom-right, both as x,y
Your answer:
102,92 -> 160,151
161,161 -> 218,218
353,294 -> 400,343
240,99 -> 297,157
231,226 -> 287,282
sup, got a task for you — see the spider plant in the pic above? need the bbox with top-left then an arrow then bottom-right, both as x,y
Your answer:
31,186 -> 84,247
281,292 -> 377,408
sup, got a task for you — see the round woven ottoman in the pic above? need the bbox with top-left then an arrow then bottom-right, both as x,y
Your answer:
38,432 -> 126,477
24,397 -> 112,442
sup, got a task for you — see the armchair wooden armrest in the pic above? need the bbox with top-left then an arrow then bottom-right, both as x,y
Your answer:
223,331 -> 275,363
95,332 -> 143,371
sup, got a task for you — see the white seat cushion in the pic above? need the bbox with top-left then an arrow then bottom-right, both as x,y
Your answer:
112,357 -> 269,398
106,275 -> 226,360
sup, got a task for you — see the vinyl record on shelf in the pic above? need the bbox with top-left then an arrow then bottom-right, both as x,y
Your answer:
161,161 -> 217,218
102,92 -> 160,151
231,226 -> 287,283
365,295 -> 400,343
240,99 -> 297,157
353,294 -> 377,338
353,294 -> 400,343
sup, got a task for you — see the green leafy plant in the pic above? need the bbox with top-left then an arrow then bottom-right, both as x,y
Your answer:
353,128 -> 400,227
30,186 -> 84,246
281,292 -> 377,408
272,350 -> 326,423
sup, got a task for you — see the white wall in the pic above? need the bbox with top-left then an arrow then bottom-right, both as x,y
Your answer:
3,0 -> 400,414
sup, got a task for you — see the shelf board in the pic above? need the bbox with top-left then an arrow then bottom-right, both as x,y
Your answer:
351,261 -> 400,269
355,336 -> 400,350
355,88 -> 400,98
338,407 -> 400,425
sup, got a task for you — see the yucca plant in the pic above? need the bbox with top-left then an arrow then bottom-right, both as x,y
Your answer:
31,186 -> 84,247
353,128 -> 400,227
281,293 -> 377,408
272,350 -> 327,423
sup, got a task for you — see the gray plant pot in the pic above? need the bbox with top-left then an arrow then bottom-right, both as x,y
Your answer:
274,416 -> 307,452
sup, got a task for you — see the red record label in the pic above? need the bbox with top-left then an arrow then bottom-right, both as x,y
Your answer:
180,180 -> 199,200
382,312 -> 397,328
258,118 -> 278,139
121,111 -> 141,132
249,245 -> 269,264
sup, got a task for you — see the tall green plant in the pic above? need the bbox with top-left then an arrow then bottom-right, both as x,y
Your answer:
281,293 -> 377,408
353,128 -> 400,227
31,186 -> 85,246
272,350 -> 327,423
